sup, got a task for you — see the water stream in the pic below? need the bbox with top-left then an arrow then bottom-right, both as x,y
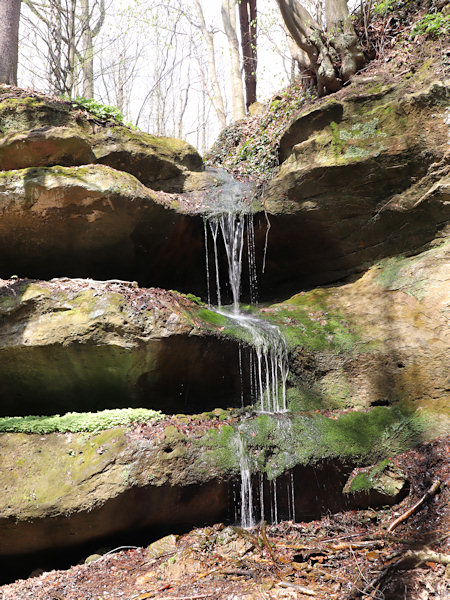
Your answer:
202,169 -> 294,527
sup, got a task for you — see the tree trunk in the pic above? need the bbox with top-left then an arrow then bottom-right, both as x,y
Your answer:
276,0 -> 365,95
238,0 -> 257,109
193,0 -> 227,130
221,0 -> 246,121
80,0 -> 94,97
276,0 -> 340,95
325,0 -> 364,81
0,0 -> 21,85
80,0 -> 105,98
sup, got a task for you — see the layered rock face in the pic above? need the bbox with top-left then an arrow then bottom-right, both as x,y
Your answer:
0,71 -> 448,574
0,279 -> 243,415
257,79 -> 449,295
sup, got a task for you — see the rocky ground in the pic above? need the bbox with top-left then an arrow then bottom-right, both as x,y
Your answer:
1,437 -> 448,600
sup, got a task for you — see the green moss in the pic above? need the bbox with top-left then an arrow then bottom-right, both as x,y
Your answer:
347,458 -> 391,493
330,121 -> 345,157
196,424 -> 237,471
257,291 -> 363,353
164,425 -> 186,443
0,408 -> 163,434
197,308 -> 227,327
372,244 -> 448,299
197,406 -> 424,480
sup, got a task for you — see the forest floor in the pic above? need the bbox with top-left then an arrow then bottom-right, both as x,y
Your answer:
1,437 -> 448,600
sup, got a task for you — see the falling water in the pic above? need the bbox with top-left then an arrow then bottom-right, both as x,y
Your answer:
202,168 -> 293,527
237,433 -> 255,529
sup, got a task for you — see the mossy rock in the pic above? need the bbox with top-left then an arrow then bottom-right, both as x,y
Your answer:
0,88 -> 203,192
343,460 -> 408,507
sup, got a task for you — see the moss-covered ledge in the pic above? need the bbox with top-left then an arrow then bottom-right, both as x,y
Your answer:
195,406 -> 436,481
251,241 -> 450,415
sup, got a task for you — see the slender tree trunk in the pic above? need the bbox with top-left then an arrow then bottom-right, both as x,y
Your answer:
238,0 -> 257,109
221,0 -> 246,121
0,0 -> 22,85
193,0 -> 227,130
80,0 -> 94,97
67,0 -> 77,95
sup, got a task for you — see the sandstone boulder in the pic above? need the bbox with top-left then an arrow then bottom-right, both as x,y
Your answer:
0,164 -> 208,292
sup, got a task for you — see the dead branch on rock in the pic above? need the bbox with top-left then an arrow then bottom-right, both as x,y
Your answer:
387,479 -> 441,533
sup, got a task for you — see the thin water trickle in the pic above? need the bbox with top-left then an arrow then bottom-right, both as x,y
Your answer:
202,170 -> 294,528
237,433 -> 255,529
203,218 -> 211,308
209,220 -> 222,308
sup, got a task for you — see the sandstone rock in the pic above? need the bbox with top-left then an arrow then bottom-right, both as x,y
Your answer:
84,554 -> 102,564
0,164 -> 208,293
147,534 -> 178,559
0,426 -> 228,556
343,461 -> 408,507
264,241 -> 450,420
0,278 -> 243,415
0,87 -> 202,191
255,79 -> 450,294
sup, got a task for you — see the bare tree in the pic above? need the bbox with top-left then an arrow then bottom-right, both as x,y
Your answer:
80,0 -> 106,97
21,0 -> 106,96
276,0 -> 364,95
193,0 -> 227,130
0,0 -> 22,85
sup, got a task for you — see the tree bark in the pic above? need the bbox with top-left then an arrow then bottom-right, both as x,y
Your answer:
325,0 -> 364,81
276,0 -> 341,95
80,0 -> 105,98
238,0 -> 257,109
276,0 -> 365,94
0,0 -> 22,85
222,0 -> 246,121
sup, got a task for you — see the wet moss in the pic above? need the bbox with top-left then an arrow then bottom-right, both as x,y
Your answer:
197,406 -> 425,480
346,458 -> 391,493
256,290 -> 364,353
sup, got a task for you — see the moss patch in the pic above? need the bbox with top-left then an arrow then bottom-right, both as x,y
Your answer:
0,408 -> 163,434
197,406 -> 425,480
257,290 -> 364,353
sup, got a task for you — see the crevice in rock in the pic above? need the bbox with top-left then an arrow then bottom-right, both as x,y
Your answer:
0,458 -> 366,585
0,336 -> 244,416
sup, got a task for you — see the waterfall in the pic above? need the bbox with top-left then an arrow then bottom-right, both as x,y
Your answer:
202,169 -> 293,527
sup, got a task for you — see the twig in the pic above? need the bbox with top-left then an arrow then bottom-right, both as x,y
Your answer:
387,480 -> 441,533
278,581 -> 317,596
350,549 -> 450,598
260,520 -> 277,563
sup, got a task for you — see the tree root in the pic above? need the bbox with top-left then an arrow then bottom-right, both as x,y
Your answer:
387,480 -> 441,533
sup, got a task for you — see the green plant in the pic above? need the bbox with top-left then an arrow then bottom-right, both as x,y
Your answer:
411,13 -> 450,38
63,95 -> 133,125
373,0 -> 398,15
